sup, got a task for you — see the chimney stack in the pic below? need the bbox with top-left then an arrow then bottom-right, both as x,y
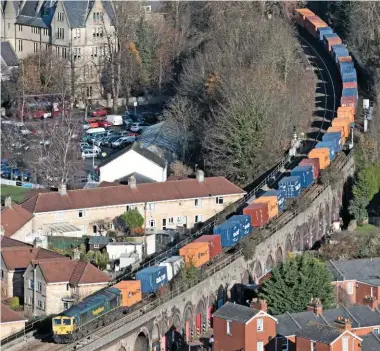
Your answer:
196,170 -> 205,183
307,298 -> 323,316
334,316 -> 352,331
58,183 -> 67,196
4,196 -> 12,208
250,298 -> 267,312
129,175 -> 137,189
363,296 -> 378,310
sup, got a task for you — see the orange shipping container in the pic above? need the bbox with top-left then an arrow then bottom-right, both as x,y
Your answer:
308,148 -> 330,169
337,106 -> 355,122
295,8 -> 315,27
304,16 -> 328,38
332,118 -> 350,138
327,126 -> 346,144
114,280 -> 142,308
325,36 -> 343,51
338,56 -> 353,63
179,242 -> 210,268
253,196 -> 278,219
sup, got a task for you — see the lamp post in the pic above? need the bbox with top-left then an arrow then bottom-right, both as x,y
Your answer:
133,101 -> 138,116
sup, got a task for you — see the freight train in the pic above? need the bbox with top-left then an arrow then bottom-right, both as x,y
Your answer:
52,8 -> 357,344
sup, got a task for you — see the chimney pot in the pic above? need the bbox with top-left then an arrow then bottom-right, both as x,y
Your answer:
129,175 -> 137,189
307,298 -> 323,316
58,183 -> 67,195
196,170 -> 205,183
4,196 -> 12,208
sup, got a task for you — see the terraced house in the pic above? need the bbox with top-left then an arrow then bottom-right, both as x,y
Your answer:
20,172 -> 246,236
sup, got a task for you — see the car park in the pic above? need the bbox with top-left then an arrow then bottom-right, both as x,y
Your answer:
130,122 -> 150,133
90,107 -> 109,117
105,115 -> 123,126
101,135 -> 121,147
111,135 -> 137,148
117,139 -> 133,149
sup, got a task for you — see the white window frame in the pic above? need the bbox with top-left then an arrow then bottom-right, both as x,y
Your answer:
176,216 -> 182,224
147,203 -> 155,211
216,196 -> 224,205
347,282 -> 354,295
37,300 -> 44,310
28,279 -> 34,289
94,244 -> 100,249
257,341 -> 264,351
168,217 -> 174,224
226,320 -> 232,335
144,5 -> 152,13
311,341 -> 316,351
194,198 -> 201,207
34,42 -> 39,53
257,318 -> 264,332
57,27 -> 64,39
37,281 -> 42,292
63,302 -> 69,310
18,25 -> 22,32
374,328 -> 379,334
58,12 -> 64,21
149,219 -> 156,228
91,46 -> 97,57
195,215 -> 202,223
342,337 -> 348,351
78,209 -> 86,218
29,297 -> 34,305
18,40 -> 23,52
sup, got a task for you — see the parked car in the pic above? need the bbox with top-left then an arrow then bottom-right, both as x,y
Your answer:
111,136 -> 136,148
82,149 -> 100,159
123,116 -> 134,128
98,120 -> 113,128
130,122 -> 150,133
105,115 -> 123,126
101,135 -> 121,147
22,170 -> 31,181
12,169 -> 23,180
90,107 -> 109,117
83,144 -> 101,153
117,139 -> 133,149
93,136 -> 108,147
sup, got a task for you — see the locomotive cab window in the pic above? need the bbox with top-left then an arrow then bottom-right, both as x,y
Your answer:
54,318 -> 62,325
63,319 -> 71,325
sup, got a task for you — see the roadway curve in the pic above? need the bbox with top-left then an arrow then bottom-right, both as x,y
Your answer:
4,24 -> 344,351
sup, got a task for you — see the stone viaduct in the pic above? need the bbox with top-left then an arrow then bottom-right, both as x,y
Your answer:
72,155 -> 354,351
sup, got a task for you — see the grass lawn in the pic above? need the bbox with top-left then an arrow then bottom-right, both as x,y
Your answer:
1,185 -> 32,204
356,223 -> 379,234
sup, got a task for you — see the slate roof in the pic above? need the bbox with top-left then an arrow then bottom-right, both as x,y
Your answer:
362,332 -> 380,351
15,0 -> 53,28
38,260 -> 111,284
21,176 -> 245,213
1,303 -> 27,323
328,258 -> 380,286
295,322 -> 342,344
322,305 -> 380,329
1,201 -> 33,238
63,0 -> 114,28
212,302 -> 260,324
118,172 -> 156,185
138,121 -> 181,158
276,305 -> 380,337
0,41 -> 19,67
100,142 -> 166,169
88,236 -> 111,245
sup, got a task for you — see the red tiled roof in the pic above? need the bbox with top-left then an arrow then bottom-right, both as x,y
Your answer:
1,303 -> 27,323
21,177 -> 245,213
38,260 -> 111,284
0,236 -> 33,248
1,202 -> 33,237
1,247 -> 68,270
98,181 -> 121,188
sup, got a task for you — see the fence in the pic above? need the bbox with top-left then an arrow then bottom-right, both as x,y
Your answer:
0,178 -> 45,189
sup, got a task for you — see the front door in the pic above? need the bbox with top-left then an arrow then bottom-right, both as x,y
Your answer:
162,218 -> 167,229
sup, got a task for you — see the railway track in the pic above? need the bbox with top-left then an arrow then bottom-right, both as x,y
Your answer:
3,26 -> 349,351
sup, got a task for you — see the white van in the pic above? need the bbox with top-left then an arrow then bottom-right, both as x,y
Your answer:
106,115 -> 123,126
86,127 -> 106,135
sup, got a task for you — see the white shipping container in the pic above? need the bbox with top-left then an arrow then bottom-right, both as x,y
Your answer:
159,256 -> 184,281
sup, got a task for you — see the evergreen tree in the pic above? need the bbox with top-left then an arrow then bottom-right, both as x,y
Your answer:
120,209 -> 144,233
258,254 -> 334,315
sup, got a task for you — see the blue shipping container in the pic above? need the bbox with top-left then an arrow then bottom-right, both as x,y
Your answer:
136,266 -> 168,294
228,215 -> 252,238
316,141 -> 336,161
342,88 -> 358,99
263,190 -> 286,211
323,33 -> 339,50
291,166 -> 313,189
322,133 -> 342,151
342,74 -> 357,84
278,176 -> 302,199
213,221 -> 241,247
317,27 -> 333,41
341,67 -> 357,80
339,61 -> 354,75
